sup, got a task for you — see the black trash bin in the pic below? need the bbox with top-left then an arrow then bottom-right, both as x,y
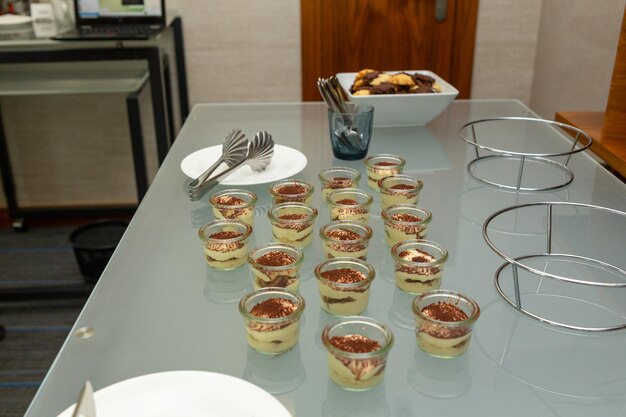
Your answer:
70,220 -> 129,283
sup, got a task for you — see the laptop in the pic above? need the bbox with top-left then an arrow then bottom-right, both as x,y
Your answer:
52,0 -> 165,41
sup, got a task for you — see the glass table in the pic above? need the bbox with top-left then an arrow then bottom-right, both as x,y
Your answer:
25,100 -> 626,417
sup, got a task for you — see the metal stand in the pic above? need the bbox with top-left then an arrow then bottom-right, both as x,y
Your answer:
459,117 -> 593,191
483,202 -> 626,332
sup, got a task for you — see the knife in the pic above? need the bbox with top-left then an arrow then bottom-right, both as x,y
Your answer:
72,381 -> 96,417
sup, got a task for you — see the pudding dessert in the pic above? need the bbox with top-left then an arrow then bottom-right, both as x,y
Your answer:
319,167 -> 362,199
378,175 -> 423,209
210,189 -> 257,226
319,221 -> 373,260
269,179 -> 314,205
239,288 -> 305,354
314,258 -> 375,316
322,317 -> 394,390
248,243 -> 303,292
350,69 -> 442,96
413,290 -> 480,358
268,203 -> 318,247
391,239 -> 447,294
364,154 -> 405,191
327,188 -> 373,223
198,220 -> 252,270
382,205 -> 432,247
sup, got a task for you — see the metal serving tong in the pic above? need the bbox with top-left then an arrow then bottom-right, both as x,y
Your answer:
72,381 -> 96,417
188,131 -> 274,201
188,128 -> 249,190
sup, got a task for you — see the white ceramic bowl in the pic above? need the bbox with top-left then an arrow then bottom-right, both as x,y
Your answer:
336,70 -> 458,127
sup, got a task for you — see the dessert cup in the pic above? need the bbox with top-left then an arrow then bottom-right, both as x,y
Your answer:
391,239 -> 447,294
314,257 -> 376,316
267,203 -> 318,247
318,167 -> 362,199
382,204 -> 432,247
248,242 -> 304,292
364,154 -> 405,191
198,219 -> 253,270
326,188 -> 373,223
321,316 -> 394,390
269,179 -> 314,205
239,287 -> 305,354
209,189 -> 257,226
378,175 -> 423,209
412,289 -> 480,358
319,220 -> 373,260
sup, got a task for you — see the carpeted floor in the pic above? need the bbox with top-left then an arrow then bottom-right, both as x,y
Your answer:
0,226 -> 90,417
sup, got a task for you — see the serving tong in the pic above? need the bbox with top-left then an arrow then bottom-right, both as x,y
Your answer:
317,76 -> 362,151
188,130 -> 274,201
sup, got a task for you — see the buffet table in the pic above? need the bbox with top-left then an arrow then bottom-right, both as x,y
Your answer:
25,100 -> 626,417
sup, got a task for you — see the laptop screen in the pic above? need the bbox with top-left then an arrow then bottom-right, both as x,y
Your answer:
76,0 -> 164,22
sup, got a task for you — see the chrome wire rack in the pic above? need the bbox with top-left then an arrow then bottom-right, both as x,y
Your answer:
459,117 -> 593,191
483,202 -> 626,332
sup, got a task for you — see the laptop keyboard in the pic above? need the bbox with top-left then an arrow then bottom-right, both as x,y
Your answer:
80,25 -> 159,35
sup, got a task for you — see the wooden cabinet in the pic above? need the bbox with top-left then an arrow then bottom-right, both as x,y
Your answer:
301,0 -> 479,101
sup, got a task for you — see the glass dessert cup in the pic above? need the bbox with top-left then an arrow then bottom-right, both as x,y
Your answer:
319,220 -> 373,261
326,188 -> 373,223
209,189 -> 257,226
412,289 -> 480,358
391,239 -> 447,294
382,205 -> 432,247
378,175 -> 423,209
268,203 -> 318,248
239,287 -> 305,355
314,257 -> 376,316
247,242 -> 304,292
321,316 -> 394,390
364,154 -> 405,191
318,167 -> 362,200
269,179 -> 314,205
198,219 -> 253,270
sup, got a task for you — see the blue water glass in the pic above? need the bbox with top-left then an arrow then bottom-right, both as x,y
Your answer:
327,103 -> 374,160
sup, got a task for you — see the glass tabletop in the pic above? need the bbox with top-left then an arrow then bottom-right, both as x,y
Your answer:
25,100 -> 626,417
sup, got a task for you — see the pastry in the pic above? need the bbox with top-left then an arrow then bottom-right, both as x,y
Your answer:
210,189 -> 257,226
269,179 -> 314,205
268,203 -> 318,247
350,70 -> 442,95
319,220 -> 373,260
364,154 -> 405,191
391,239 -> 447,294
382,205 -> 432,247
327,188 -> 373,223
315,257 -> 375,316
318,167 -> 361,199
248,243 -> 303,292
378,175 -> 423,209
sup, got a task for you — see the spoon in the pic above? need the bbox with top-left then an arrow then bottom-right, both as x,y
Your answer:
188,131 -> 274,201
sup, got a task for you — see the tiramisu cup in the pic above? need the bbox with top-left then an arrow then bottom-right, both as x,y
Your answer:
269,179 -> 314,205
239,287 -> 305,354
248,243 -> 304,292
391,239 -> 447,294
314,257 -> 376,316
210,189 -> 257,226
364,154 -> 405,191
378,175 -> 423,209
198,220 -> 252,270
327,188 -> 373,223
268,203 -> 318,247
319,221 -> 373,260
382,205 -> 432,247
412,290 -> 480,358
318,167 -> 362,200
322,316 -> 394,390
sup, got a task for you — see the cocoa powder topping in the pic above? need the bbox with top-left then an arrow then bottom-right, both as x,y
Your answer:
374,161 -> 397,167
320,268 -> 367,284
255,250 -> 296,266
336,198 -> 359,206
208,231 -> 243,240
213,195 -> 246,206
399,248 -> 435,263
390,213 -> 423,223
390,184 -> 416,190
250,297 -> 297,318
278,213 -> 308,221
329,334 -> 381,353
326,228 -> 362,241
276,184 -> 307,195
421,301 -> 468,322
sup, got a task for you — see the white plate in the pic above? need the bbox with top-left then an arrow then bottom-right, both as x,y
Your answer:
181,144 -> 307,185
57,370 -> 291,417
